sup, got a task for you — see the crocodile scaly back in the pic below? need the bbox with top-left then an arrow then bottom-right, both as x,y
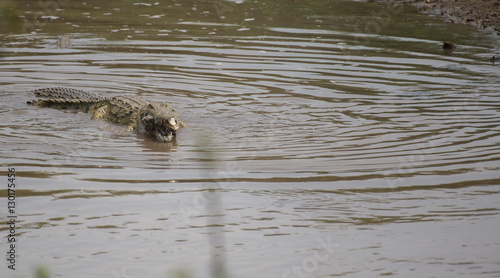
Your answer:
28,87 -> 108,112
33,87 -> 106,101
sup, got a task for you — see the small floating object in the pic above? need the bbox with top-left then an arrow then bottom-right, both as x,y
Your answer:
442,41 -> 456,50
491,56 -> 500,65
56,34 -> 74,48
442,41 -> 455,55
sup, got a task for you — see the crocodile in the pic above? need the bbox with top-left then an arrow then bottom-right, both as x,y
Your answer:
28,87 -> 184,142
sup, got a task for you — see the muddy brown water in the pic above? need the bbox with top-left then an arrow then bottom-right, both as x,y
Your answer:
1,0 -> 500,277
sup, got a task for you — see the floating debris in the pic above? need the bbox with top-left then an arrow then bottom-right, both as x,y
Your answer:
56,34 -> 74,48
442,41 -> 456,55
491,56 -> 500,65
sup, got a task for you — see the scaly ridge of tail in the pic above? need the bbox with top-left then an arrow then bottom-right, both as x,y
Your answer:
31,87 -> 106,101
28,87 -> 108,112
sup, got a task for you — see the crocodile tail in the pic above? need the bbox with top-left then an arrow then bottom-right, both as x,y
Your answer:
28,98 -> 104,112
32,87 -> 106,101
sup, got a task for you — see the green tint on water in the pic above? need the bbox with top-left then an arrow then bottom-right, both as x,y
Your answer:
1,0 -> 500,277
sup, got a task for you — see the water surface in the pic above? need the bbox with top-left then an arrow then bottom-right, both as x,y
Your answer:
1,0 -> 500,277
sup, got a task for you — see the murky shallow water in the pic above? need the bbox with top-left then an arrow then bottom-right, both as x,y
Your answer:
1,0 -> 500,277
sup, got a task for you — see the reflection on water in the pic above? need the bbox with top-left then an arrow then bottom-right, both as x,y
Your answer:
1,0 -> 500,277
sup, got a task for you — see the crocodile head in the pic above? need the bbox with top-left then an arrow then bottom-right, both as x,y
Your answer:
141,103 -> 180,142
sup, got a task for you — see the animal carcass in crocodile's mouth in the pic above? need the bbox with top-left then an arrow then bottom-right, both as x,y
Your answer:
155,128 -> 175,142
142,115 -> 178,142
167,118 -> 179,131
156,119 -> 178,141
